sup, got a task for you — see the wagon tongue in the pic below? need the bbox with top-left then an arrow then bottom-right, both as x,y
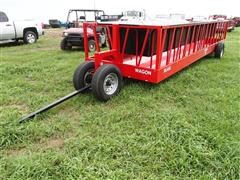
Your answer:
19,85 -> 91,124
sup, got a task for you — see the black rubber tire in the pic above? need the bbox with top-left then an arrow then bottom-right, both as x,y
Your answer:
214,42 -> 224,59
101,34 -> 107,48
88,39 -> 96,52
101,40 -> 107,48
60,38 -> 72,50
73,61 -> 95,90
92,64 -> 122,101
23,31 -> 37,44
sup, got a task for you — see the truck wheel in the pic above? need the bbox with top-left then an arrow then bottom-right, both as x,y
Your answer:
101,40 -> 107,48
92,64 -> 122,101
214,42 -> 224,59
73,61 -> 95,90
88,39 -> 96,52
60,38 -> 72,50
100,33 -> 107,48
24,31 -> 37,44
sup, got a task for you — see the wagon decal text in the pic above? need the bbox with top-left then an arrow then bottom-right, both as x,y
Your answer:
163,66 -> 171,73
135,68 -> 152,75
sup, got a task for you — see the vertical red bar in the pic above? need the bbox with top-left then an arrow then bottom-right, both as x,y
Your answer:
201,24 -> 208,49
121,28 -> 129,59
210,23 -> 214,44
92,24 -> 100,52
211,23 -> 217,44
216,22 -> 220,41
106,26 -> 112,49
223,22 -> 228,39
166,29 -> 170,65
188,25 -> 196,56
217,22 -> 221,42
83,22 -> 89,59
208,23 -> 213,44
193,25 -> 200,53
177,27 -> 184,60
207,23 -> 211,46
200,24 -> 207,49
155,28 -> 162,70
112,24 -> 120,62
221,22 -> 225,39
137,29 -> 150,66
135,30 -> 139,66
219,22 -> 223,40
167,28 -> 176,65
203,24 -> 208,48
150,29 -> 155,69
221,22 -> 226,39
112,25 -> 118,49
220,22 -> 223,40
197,25 -> 204,51
172,29 -> 177,62
196,25 -> 202,51
215,22 -> 219,43
206,23 -> 212,46
159,29 -> 167,65
183,26 -> 191,58
210,23 -> 215,44
220,22 -> 224,40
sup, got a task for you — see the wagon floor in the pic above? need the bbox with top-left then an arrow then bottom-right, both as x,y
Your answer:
123,42 -> 207,69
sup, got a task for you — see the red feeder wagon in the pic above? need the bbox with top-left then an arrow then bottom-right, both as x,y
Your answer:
20,19 -> 228,123
73,20 -> 228,101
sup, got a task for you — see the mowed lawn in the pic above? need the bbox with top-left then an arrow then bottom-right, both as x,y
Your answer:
0,28 -> 239,179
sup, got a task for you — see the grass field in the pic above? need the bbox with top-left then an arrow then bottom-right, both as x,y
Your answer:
0,28 -> 240,179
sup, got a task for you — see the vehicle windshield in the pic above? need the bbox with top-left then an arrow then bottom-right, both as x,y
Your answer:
68,10 -> 104,22
67,10 -> 104,28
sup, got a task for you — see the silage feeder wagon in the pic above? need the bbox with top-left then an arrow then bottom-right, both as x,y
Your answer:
20,20 -> 228,123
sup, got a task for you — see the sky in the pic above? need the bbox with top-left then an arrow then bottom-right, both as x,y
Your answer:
1,0 -> 239,23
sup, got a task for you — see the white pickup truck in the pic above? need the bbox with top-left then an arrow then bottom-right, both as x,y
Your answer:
0,11 -> 44,44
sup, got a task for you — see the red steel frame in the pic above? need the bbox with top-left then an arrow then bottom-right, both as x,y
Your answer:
83,21 -> 228,83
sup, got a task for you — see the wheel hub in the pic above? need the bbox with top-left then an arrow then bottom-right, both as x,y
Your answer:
27,34 -> 35,43
103,73 -> 118,95
83,70 -> 94,86
89,44 -> 95,51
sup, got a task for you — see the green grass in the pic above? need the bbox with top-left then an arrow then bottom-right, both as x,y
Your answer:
0,28 -> 240,179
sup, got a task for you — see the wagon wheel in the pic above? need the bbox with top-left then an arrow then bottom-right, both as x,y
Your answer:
92,64 -> 122,101
214,42 -> 225,59
73,61 -> 95,91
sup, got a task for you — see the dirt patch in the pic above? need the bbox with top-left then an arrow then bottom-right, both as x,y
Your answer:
44,28 -> 64,38
4,137 -> 65,157
45,137 -> 64,149
1,103 -> 29,112
5,148 -> 26,157
31,136 -> 65,151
